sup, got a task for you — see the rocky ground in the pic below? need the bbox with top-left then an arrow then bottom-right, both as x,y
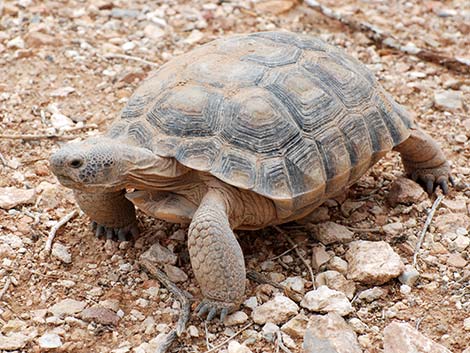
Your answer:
0,0 -> 469,352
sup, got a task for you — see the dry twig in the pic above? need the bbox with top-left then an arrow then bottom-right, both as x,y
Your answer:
44,210 -> 78,253
103,53 -> 160,68
269,243 -> 299,261
23,209 -> 41,228
276,330 -> 293,353
140,259 -> 191,353
274,225 -> 315,284
0,133 -> 78,141
0,152 -> 7,166
346,226 -> 382,233
305,0 -> 470,74
415,317 -> 424,330
247,270 -> 303,302
204,322 -> 213,351
413,195 -> 444,266
0,277 -> 11,301
0,124 -> 98,141
203,323 -> 253,353
247,270 -> 285,290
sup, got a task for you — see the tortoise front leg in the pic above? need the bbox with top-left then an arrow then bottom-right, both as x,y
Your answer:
394,128 -> 453,194
74,190 -> 139,241
188,190 -> 245,321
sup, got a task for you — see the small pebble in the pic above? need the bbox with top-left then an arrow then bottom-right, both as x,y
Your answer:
224,311 -> 248,326
455,134 -> 468,144
447,253 -> 467,268
461,317 -> 470,331
188,325 -> 199,337
358,287 -> 387,302
398,265 -> 420,287
38,333 -> 62,349
121,41 -> 136,51
163,264 -> 188,283
300,286 -> 353,316
452,235 -> 470,252
281,255 -> 293,264
348,318 -> 368,334
227,340 -> 252,353
261,322 -> 279,342
280,276 -> 306,293
49,299 -> 86,317
311,244 -> 331,271
434,90 -> 463,111
252,295 -> 299,324
327,256 -> 348,274
243,297 -> 258,310
400,284 -> 412,295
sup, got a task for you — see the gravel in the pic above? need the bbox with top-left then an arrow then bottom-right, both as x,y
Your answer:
281,313 -> 309,338
251,295 -> 299,325
384,322 -> 453,353
346,240 -> 405,285
398,265 -> 420,286
301,286 -> 354,316
49,299 -> 87,318
0,187 -> 36,209
51,242 -> 72,264
38,333 -> 63,349
0,0 -> 468,351
311,221 -> 354,245
434,90 -> 464,111
224,311 -> 249,326
303,313 -> 362,353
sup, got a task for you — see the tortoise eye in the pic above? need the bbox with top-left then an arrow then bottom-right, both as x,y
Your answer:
69,158 -> 83,169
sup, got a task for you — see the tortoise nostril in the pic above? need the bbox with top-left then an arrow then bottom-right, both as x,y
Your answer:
69,158 -> 83,169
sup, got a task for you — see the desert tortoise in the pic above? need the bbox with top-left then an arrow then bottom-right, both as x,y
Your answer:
50,31 -> 452,321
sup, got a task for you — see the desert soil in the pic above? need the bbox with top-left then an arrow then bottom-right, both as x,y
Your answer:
0,0 -> 469,352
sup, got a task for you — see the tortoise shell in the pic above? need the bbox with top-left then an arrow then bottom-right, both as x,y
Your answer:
110,31 -> 413,214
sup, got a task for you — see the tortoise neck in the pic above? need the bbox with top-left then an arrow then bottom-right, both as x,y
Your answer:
121,146 -> 191,190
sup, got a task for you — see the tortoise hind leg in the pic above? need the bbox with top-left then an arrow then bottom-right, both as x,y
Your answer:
394,128 -> 453,194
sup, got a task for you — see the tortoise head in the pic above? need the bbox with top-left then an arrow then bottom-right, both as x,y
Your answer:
50,137 -> 157,191
50,137 -> 189,192
50,137 -> 125,191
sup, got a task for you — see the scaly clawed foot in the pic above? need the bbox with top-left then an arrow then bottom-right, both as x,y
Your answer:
91,221 -> 139,241
408,163 -> 454,195
196,299 -> 237,322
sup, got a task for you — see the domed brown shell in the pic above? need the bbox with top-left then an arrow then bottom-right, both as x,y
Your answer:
111,31 -> 413,214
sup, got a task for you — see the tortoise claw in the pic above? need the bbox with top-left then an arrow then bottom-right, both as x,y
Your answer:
196,299 -> 236,323
90,221 -> 139,241
449,175 -> 456,187
106,228 -> 114,240
220,308 -> 229,322
436,176 -> 449,195
424,177 -> 434,195
118,229 -> 128,241
196,302 -> 211,317
206,308 -> 217,321
95,224 -> 105,238
407,164 -> 453,196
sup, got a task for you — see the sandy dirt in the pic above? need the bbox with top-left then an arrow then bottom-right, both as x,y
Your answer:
0,0 -> 469,352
